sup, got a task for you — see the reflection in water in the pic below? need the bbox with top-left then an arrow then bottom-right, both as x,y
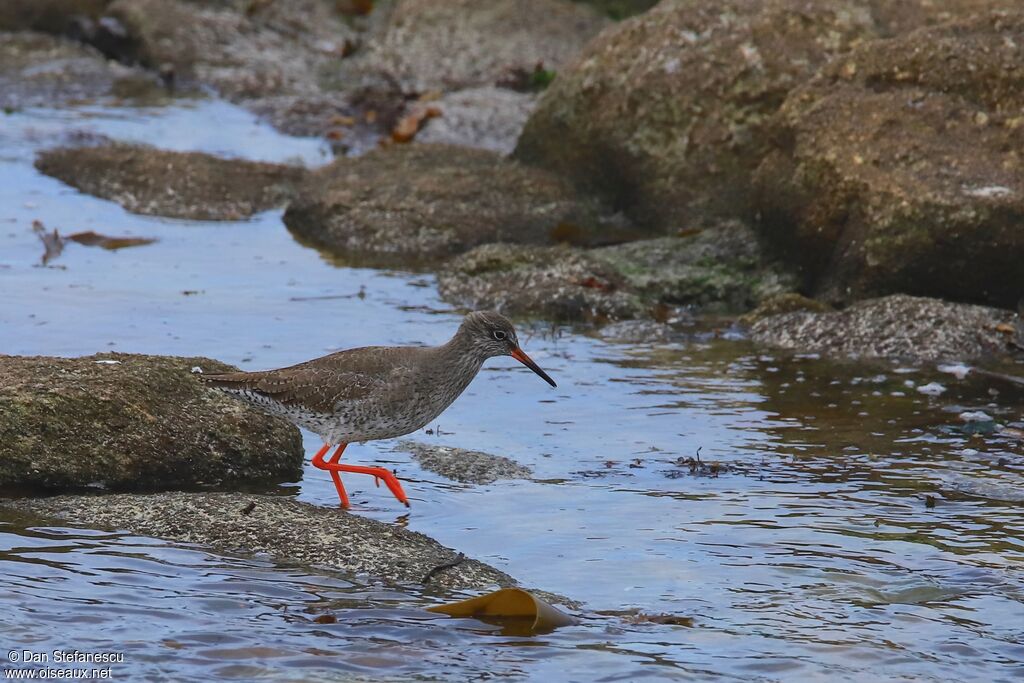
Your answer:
1,101 -> 1022,681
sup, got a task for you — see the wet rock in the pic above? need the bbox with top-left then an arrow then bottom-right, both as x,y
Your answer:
396,440 -> 531,485
749,295 -> 1022,362
739,292 -> 832,325
0,32 -> 156,109
104,0 -> 355,98
415,87 -> 538,155
283,144 -> 622,266
438,243 -> 646,322
36,142 -> 307,220
0,353 -> 303,492
5,492 -> 515,591
867,0 -> 1013,36
590,222 -> 799,312
755,12 -> 1024,308
573,0 -> 659,20
0,0 -> 111,34
515,0 -> 878,231
593,319 -> 681,344
347,0 -> 608,94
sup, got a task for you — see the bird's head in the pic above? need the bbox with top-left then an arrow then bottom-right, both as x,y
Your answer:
458,311 -> 556,387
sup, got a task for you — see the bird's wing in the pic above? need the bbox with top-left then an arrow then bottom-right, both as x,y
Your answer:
200,347 -> 411,413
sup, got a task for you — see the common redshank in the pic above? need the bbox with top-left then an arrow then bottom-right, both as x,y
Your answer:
201,311 -> 555,508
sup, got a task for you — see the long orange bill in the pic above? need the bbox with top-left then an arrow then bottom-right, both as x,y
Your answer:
510,347 -> 557,388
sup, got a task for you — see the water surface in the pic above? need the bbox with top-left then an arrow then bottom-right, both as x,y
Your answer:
1,101 -> 1022,682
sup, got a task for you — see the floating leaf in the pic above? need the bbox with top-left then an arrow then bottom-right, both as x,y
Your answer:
428,588 -> 576,635
67,231 -> 157,250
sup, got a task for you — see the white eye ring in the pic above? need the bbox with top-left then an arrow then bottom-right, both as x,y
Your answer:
492,330 -> 507,341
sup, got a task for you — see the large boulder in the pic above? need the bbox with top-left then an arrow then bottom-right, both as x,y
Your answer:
347,0 -> 608,94
749,295 -> 1023,362
36,142 -> 307,220
283,144 -> 627,266
0,354 -> 303,492
754,12 -> 1024,307
0,32 -> 155,109
514,0 -> 879,230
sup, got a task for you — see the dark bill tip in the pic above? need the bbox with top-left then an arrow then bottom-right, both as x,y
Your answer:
510,347 -> 557,388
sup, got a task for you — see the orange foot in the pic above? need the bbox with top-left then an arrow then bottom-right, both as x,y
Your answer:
311,443 -> 410,509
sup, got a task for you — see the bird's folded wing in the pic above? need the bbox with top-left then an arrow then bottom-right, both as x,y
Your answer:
202,367 -> 385,414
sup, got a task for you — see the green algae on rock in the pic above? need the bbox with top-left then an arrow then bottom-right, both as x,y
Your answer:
396,440 -> 531,485
0,353 -> 302,492
748,294 -> 1023,362
755,11 -> 1024,308
284,144 -> 626,267
590,222 -> 799,312
36,142 -> 307,220
5,492 -> 516,591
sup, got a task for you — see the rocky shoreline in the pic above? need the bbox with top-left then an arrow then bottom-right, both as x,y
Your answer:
3,0 -> 1023,595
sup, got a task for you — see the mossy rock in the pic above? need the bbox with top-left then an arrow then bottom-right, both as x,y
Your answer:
0,353 -> 302,492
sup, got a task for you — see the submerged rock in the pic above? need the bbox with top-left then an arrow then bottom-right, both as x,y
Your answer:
755,12 -> 1024,308
283,144 -> 623,266
438,243 -> 646,322
749,295 -> 1022,362
5,492 -> 515,591
347,0 -> 607,94
0,353 -> 302,492
396,440 -> 531,485
0,31 -> 156,109
515,0 -> 878,230
591,222 -> 798,311
415,87 -> 538,155
36,142 -> 307,220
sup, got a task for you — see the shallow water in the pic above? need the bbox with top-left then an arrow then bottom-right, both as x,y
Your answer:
1,100 -> 1023,682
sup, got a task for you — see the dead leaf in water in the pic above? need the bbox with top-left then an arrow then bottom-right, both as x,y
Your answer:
428,588 -> 576,635
67,231 -> 157,250
391,105 -> 441,143
32,220 -> 63,265
312,614 -> 337,624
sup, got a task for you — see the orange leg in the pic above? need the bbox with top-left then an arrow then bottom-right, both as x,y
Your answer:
310,442 -> 409,508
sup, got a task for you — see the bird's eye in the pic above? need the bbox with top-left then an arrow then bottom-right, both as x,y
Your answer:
492,330 -> 507,341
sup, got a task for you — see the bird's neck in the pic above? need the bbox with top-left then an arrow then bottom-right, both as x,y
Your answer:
432,332 -> 487,385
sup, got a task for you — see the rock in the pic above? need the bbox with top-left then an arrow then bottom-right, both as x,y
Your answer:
0,31 -> 156,109
415,87 -> 538,155
749,294 -> 1022,362
0,0 -> 111,34
396,440 -> 531,485
0,353 -> 302,492
5,492 -> 515,591
283,144 -> 624,266
867,0 -> 1013,36
754,12 -> 1024,308
36,142 -> 307,220
515,0 -> 878,231
590,222 -> 799,311
438,243 -> 646,322
104,0 -> 355,98
573,0 -> 659,20
739,292 -> 832,325
347,0 -> 608,94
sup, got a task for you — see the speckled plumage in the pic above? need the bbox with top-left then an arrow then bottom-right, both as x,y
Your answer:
200,311 -> 553,444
